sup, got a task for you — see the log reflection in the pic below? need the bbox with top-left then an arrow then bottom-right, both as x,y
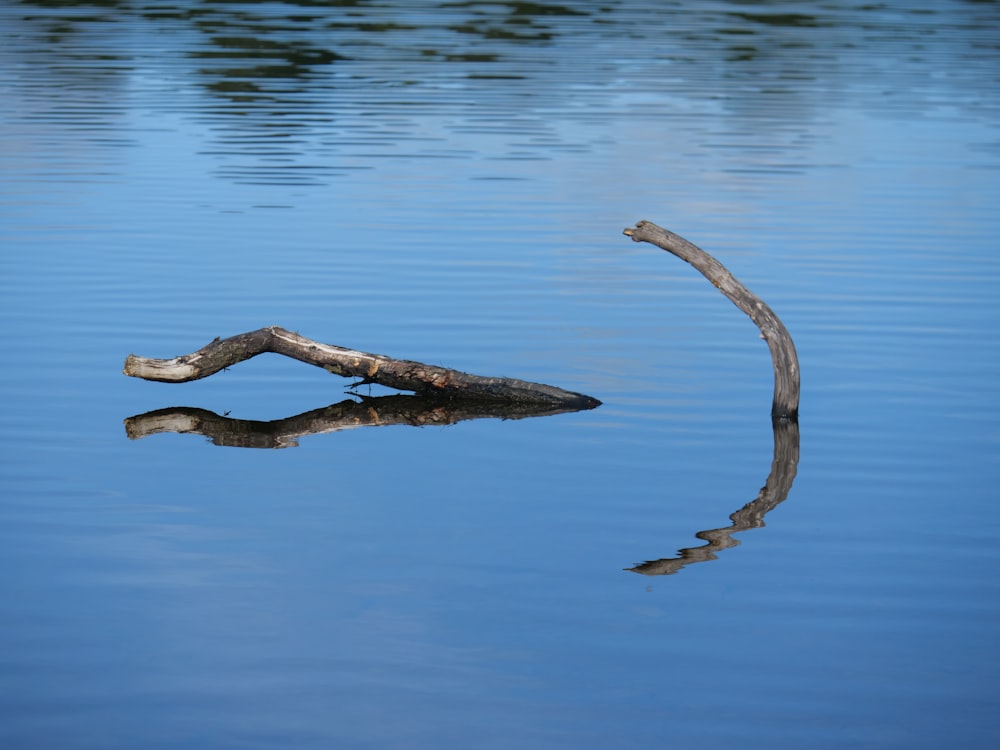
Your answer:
125,394 -> 597,449
629,418 -> 800,576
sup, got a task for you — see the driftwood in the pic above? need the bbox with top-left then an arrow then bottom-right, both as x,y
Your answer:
621,221 -> 801,574
623,221 -> 799,420
125,395 -> 594,448
123,326 -> 600,409
124,226 -> 800,573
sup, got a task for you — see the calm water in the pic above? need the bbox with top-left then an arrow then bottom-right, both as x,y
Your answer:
2,1 -> 999,748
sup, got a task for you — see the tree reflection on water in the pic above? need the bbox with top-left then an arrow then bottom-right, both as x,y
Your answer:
126,402 -> 798,575
629,417 -> 799,576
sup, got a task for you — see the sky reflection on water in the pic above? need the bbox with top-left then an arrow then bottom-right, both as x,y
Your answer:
2,2 -> 1000,748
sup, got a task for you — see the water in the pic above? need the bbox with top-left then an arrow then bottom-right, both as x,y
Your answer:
2,2 -> 999,748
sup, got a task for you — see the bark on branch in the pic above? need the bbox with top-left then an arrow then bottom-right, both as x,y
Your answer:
123,326 -> 600,409
623,221 -> 800,420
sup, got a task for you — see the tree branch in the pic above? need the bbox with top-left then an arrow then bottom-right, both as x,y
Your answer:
623,221 -> 799,420
123,326 -> 601,409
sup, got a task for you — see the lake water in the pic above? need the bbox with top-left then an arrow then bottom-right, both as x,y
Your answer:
2,2 -> 999,748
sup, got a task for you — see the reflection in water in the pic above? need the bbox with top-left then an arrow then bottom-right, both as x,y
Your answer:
125,394 -> 595,448
630,418 -> 799,576
127,402 -> 798,576
9,1 -> 998,185
176,1 -> 600,184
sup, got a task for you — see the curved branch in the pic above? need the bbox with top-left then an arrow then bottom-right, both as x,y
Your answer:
623,221 -> 799,420
123,326 -> 601,409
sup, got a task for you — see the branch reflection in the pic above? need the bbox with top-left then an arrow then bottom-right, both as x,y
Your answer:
125,394 -> 596,449
629,418 -> 800,576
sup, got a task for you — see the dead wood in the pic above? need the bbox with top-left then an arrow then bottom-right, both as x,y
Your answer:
123,326 -> 600,409
623,221 -> 800,420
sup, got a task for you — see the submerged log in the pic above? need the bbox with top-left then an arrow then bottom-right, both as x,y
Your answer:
123,326 -> 600,409
623,221 -> 800,420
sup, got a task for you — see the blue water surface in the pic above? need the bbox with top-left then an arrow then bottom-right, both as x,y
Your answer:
1,2 -> 999,748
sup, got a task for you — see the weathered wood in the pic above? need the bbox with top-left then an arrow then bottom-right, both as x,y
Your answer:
123,326 -> 601,409
623,221 -> 800,420
125,395 -> 594,448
